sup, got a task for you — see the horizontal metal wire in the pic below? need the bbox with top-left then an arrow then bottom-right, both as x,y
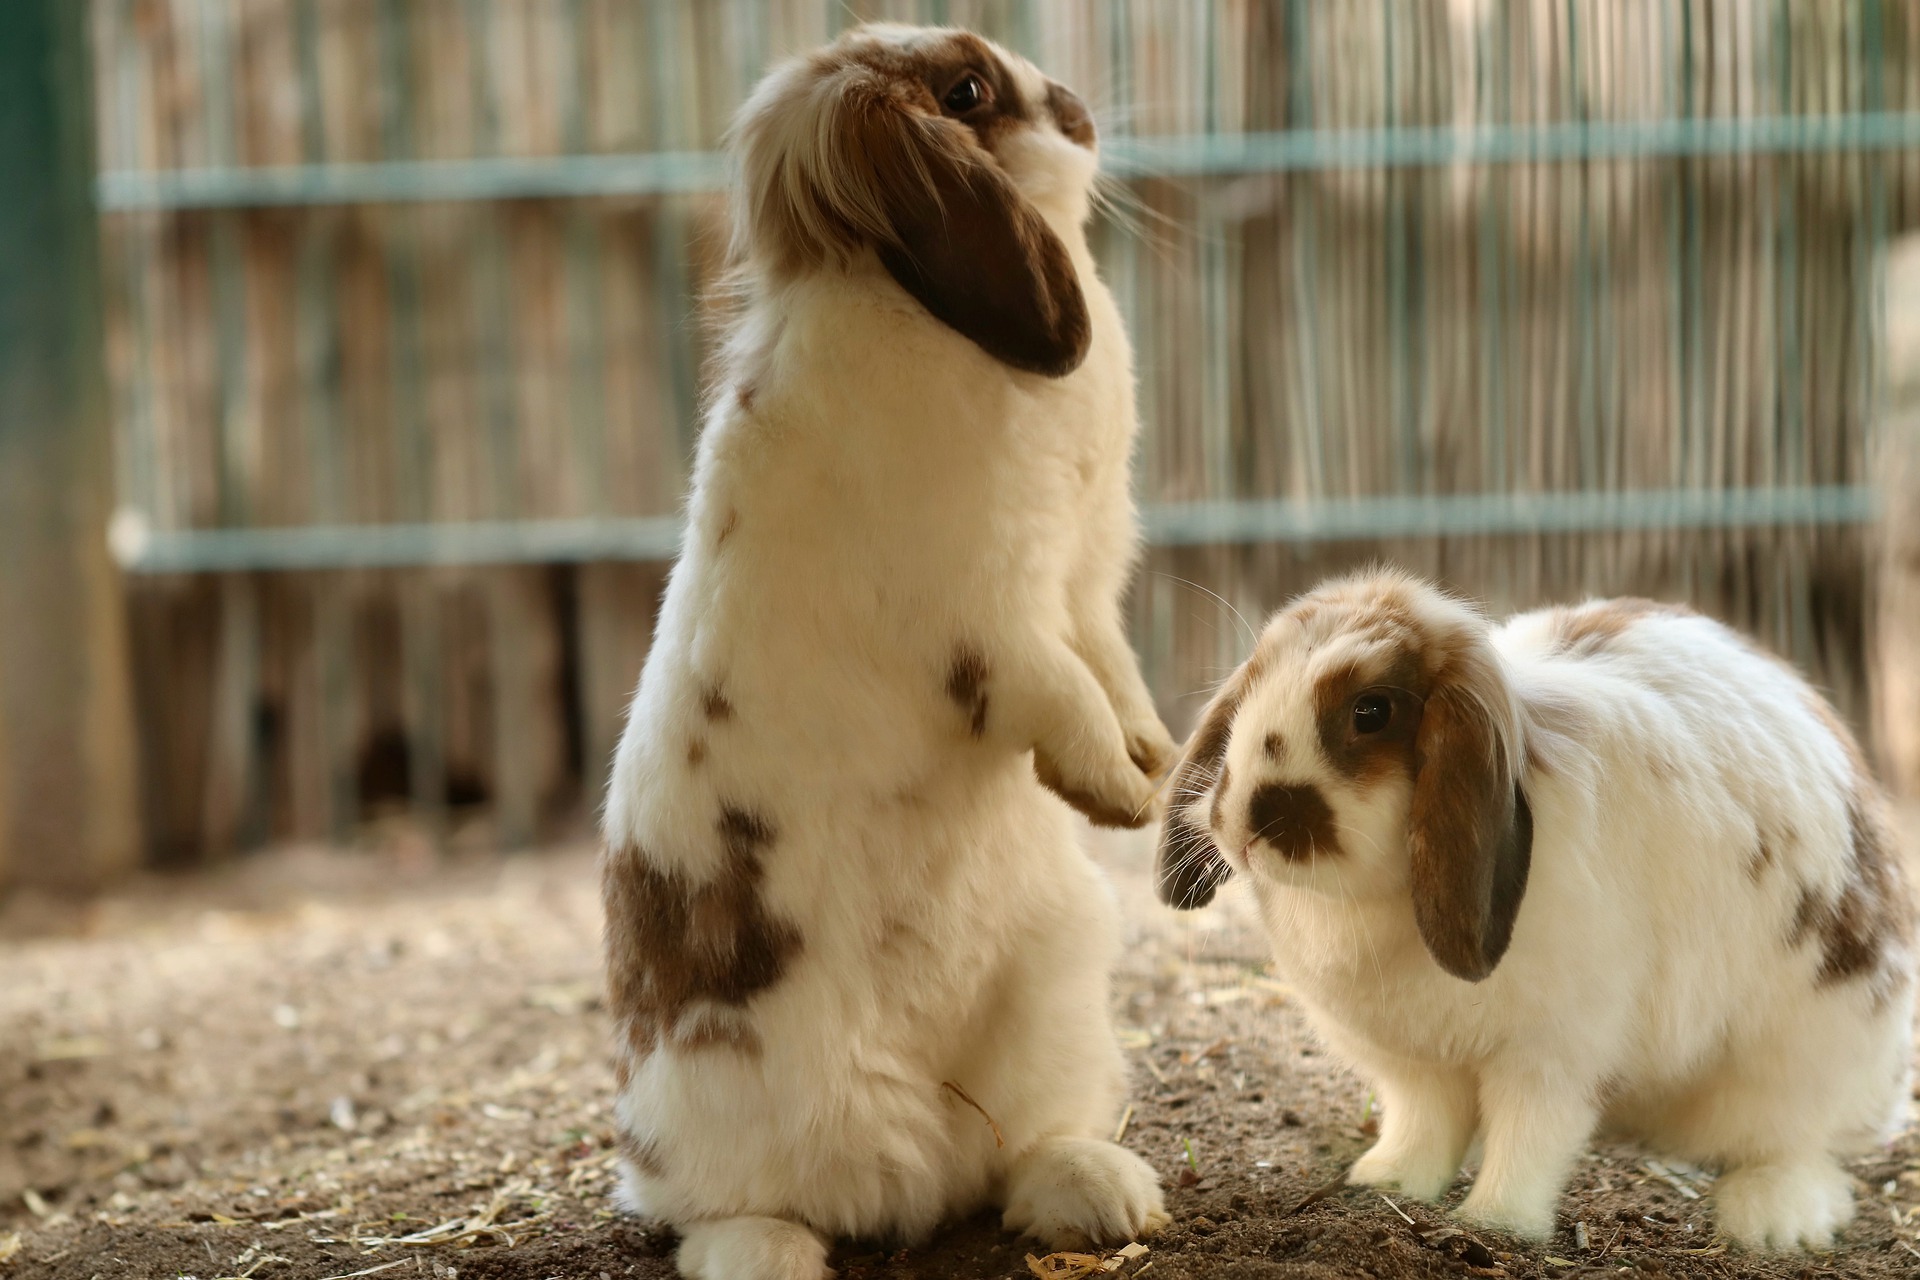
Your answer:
1144,485 -> 1878,548
111,486 -> 1877,573
97,150 -> 730,211
96,113 -> 1920,210
112,514 -> 686,572
1112,113 -> 1920,177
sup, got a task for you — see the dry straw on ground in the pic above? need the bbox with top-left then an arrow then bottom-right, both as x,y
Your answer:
0,819 -> 1916,1278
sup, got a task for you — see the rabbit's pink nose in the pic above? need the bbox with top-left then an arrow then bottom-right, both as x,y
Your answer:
1047,83 -> 1095,149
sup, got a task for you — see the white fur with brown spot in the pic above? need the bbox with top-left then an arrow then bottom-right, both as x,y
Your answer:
1159,567 -> 1916,1252
603,24 -> 1171,1280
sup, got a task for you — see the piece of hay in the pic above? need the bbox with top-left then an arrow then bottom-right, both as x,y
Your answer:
1287,1170 -> 1348,1215
1640,1158 -> 1706,1200
206,1245 -> 294,1279
1378,1194 -> 1414,1225
525,982 -> 601,1015
1177,1038 -> 1230,1066
1026,1251 -> 1105,1279
348,1179 -> 550,1251
939,1081 -> 1005,1149
315,1263 -> 409,1280
34,1037 -> 108,1062
1024,1244 -> 1148,1280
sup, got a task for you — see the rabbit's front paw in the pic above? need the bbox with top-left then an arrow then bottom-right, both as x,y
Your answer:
1713,1160 -> 1854,1251
1345,1078 -> 1473,1202
1348,1142 -> 1460,1202
1033,743 -> 1158,830
1453,1184 -> 1556,1241
1121,717 -> 1177,780
1003,1138 -> 1168,1250
677,1216 -> 832,1280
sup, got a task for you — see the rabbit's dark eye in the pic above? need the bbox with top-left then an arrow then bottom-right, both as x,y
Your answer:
943,74 -> 988,114
1352,692 -> 1393,735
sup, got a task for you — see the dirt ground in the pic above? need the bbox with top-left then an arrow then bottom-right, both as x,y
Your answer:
2,815 -> 1918,1280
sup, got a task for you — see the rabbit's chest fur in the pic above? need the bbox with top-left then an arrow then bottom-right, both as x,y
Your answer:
608,254 -> 1130,822
595,237 -> 1144,1240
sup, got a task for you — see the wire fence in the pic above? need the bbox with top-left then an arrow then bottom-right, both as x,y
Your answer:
89,0 -> 1920,859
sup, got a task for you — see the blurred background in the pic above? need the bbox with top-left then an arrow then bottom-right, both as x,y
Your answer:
4,0 -> 1920,891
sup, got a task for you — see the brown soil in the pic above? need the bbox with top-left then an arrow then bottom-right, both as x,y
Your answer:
1,819 -> 1917,1280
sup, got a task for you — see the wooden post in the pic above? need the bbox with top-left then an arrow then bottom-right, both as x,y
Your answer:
0,3 -> 143,890
1879,236 -> 1920,800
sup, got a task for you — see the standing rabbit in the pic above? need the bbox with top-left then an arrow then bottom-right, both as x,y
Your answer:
602,24 -> 1173,1280
1158,569 -> 1915,1250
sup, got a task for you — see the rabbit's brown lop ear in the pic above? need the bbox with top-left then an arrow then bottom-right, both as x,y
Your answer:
1408,639 -> 1532,982
862,106 -> 1090,377
731,56 -> 1090,377
1155,669 -> 1245,910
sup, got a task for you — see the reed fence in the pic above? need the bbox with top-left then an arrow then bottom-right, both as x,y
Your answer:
89,0 -> 1920,859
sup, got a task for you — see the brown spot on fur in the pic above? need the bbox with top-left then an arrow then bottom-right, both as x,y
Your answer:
675,1008 -> 764,1056
1209,764 -> 1232,832
946,647 -> 989,738
717,509 -> 739,545
1772,690 -> 1914,1000
687,739 -> 707,767
1285,599 -> 1326,637
1312,654 -> 1426,789
1046,81 -> 1096,148
1803,690 -> 1874,781
736,384 -> 755,412
1262,732 -> 1286,763
873,916 -> 914,959
702,685 -> 734,722
621,1132 -> 666,1179
1748,831 -> 1776,882
1127,731 -> 1170,777
1247,783 -> 1339,863
1549,598 -> 1694,657
1183,693 -> 1238,779
1032,753 -> 1149,830
1156,662 -> 1259,909
1790,796 -> 1913,991
1788,884 -> 1823,947
718,803 -> 775,855
600,833 -> 801,1062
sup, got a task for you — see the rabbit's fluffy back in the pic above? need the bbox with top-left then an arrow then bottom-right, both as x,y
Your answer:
1496,601 -> 1913,1152
599,27 -> 1144,1243
1220,577 -> 1913,1167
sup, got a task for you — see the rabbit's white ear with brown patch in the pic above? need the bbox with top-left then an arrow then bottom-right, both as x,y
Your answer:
730,58 -> 1089,377
1155,666 -> 1248,910
1406,633 -> 1532,982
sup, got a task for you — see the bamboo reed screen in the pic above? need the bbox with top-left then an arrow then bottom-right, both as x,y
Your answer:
89,0 -> 1920,861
